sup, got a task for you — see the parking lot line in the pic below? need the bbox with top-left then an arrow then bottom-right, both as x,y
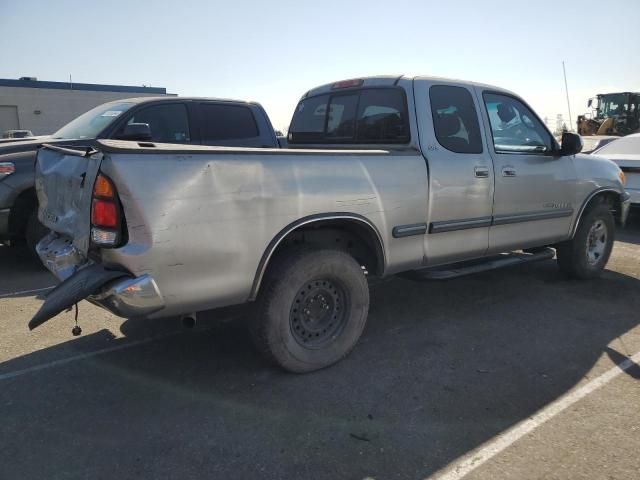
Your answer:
0,330 -> 184,382
427,350 -> 640,480
0,285 -> 55,299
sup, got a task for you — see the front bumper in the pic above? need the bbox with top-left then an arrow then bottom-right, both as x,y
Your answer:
31,234 -> 165,328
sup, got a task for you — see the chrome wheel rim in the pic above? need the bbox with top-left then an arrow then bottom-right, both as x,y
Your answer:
586,219 -> 607,265
290,279 -> 347,348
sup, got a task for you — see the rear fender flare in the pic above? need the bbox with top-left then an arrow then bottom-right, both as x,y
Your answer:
249,213 -> 386,300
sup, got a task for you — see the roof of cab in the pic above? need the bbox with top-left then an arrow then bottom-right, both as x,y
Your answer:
99,96 -> 263,106
301,75 -> 514,99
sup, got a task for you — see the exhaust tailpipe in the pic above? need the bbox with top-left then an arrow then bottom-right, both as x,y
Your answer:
181,312 -> 197,329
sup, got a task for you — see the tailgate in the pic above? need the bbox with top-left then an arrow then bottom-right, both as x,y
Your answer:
36,144 -> 103,255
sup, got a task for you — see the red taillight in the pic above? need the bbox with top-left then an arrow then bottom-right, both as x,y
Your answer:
331,78 -> 364,89
91,174 -> 121,246
91,199 -> 117,228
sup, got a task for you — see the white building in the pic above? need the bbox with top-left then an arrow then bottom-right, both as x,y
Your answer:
0,77 -> 172,135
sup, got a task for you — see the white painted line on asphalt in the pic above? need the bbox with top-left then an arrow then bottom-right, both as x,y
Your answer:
0,330 -> 184,381
428,350 -> 640,480
0,285 -> 55,299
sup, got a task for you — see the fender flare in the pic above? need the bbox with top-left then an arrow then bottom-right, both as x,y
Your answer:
248,213 -> 386,300
570,187 -> 623,238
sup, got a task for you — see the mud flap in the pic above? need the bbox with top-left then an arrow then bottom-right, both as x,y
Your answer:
29,264 -> 129,330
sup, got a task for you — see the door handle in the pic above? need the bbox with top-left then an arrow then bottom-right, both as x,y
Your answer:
502,167 -> 517,177
474,166 -> 489,178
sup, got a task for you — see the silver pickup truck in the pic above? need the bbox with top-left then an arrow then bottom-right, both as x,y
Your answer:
30,75 -> 630,372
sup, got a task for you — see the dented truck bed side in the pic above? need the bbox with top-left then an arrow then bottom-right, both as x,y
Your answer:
33,139 -> 428,323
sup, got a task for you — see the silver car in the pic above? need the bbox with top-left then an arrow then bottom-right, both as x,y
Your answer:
592,133 -> 640,206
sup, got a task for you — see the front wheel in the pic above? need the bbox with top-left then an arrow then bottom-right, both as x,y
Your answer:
250,248 -> 370,373
556,203 -> 614,279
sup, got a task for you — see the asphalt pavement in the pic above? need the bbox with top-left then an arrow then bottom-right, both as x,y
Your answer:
1,219 -> 639,480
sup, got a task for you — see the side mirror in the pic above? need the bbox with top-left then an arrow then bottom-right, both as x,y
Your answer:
117,123 -> 152,141
587,98 -> 593,108
560,132 -> 583,156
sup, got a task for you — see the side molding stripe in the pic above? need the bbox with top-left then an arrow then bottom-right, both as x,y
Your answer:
492,208 -> 574,226
392,223 -> 428,238
429,217 -> 492,234
426,209 -> 574,235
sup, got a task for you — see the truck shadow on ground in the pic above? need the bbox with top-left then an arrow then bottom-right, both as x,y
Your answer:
1,254 -> 639,480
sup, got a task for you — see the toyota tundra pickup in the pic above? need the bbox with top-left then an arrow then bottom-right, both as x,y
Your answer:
30,75 -> 630,372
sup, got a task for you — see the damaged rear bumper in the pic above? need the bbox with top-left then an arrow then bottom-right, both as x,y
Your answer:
30,234 -> 165,329
89,274 -> 165,319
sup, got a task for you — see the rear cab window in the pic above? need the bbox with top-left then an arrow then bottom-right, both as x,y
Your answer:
198,103 -> 260,144
429,85 -> 483,154
289,88 -> 410,144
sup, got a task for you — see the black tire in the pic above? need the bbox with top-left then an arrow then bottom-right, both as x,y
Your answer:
25,209 -> 49,259
556,203 -> 614,279
250,248 -> 370,373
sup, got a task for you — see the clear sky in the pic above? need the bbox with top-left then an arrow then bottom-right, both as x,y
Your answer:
1,0 -> 639,132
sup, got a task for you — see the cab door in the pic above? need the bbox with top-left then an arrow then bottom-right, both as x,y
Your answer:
414,79 -> 495,266
477,90 -> 577,253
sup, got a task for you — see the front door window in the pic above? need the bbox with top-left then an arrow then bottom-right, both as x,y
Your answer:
483,93 -> 552,154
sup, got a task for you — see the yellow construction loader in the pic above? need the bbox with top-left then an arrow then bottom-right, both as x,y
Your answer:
577,92 -> 640,136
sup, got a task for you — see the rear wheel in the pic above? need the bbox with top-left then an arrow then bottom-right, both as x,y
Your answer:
250,248 -> 369,373
556,203 -> 614,279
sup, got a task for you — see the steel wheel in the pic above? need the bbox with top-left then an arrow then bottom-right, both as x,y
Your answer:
250,248 -> 369,373
586,219 -> 607,265
290,279 -> 348,348
556,202 -> 614,280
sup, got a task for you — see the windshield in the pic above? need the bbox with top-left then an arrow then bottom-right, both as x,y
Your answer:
52,102 -> 134,139
594,136 -> 640,155
597,94 -> 629,118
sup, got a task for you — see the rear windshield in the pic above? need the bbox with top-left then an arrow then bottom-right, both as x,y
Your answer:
593,136 -> 640,155
289,88 -> 409,144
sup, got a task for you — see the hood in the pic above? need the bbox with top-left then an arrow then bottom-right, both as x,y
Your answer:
0,136 -> 55,155
0,135 -> 49,145
592,153 -> 640,170
0,137 -> 98,157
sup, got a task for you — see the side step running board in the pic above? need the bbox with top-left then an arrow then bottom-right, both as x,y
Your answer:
402,248 -> 555,281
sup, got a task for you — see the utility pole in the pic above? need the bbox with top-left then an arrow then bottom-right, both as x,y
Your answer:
562,61 -> 573,132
